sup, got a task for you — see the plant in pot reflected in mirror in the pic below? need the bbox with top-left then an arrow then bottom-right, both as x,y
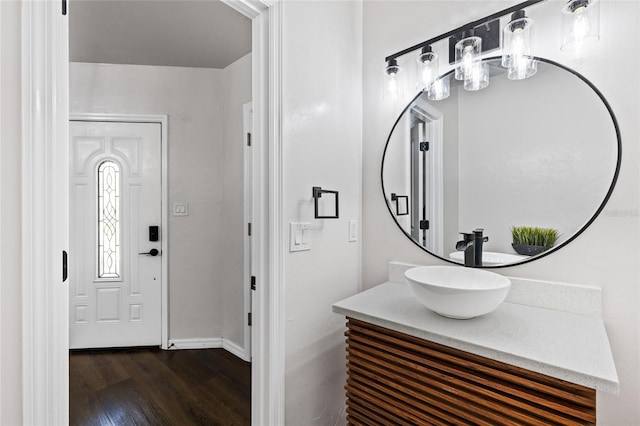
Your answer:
511,226 -> 559,256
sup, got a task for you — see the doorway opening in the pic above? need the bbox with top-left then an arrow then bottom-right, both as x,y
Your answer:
68,1 -> 254,423
22,0 -> 280,423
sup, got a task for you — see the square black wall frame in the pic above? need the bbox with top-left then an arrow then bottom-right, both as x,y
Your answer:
448,19 -> 501,64
312,187 -> 339,219
391,193 -> 409,216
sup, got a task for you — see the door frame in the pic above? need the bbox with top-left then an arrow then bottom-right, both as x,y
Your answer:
22,0 -> 284,425
70,113 -> 170,349
21,1 -> 70,424
409,103 -> 444,254
222,2 -> 286,424
242,102 -> 252,361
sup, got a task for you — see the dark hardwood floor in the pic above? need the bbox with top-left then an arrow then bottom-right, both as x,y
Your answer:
70,348 -> 251,426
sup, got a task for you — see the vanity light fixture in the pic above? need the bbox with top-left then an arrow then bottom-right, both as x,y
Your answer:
381,0 -> 605,98
502,10 -> 537,80
561,0 -> 600,51
383,58 -> 403,100
416,46 -> 439,89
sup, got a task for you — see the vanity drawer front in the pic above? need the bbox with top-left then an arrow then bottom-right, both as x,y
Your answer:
344,318 -> 596,426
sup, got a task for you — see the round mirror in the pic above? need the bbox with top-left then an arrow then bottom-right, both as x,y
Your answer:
382,57 -> 620,267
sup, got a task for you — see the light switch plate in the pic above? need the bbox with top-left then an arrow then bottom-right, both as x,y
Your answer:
289,222 -> 311,252
173,202 -> 189,216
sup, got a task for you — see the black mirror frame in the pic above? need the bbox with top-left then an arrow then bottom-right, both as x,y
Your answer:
380,56 -> 622,268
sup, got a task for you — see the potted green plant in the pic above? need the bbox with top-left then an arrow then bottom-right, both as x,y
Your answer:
511,226 -> 559,256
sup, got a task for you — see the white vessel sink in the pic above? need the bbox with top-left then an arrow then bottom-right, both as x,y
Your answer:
448,251 -> 527,266
405,266 -> 511,319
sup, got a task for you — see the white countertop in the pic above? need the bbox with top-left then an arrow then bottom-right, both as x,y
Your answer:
333,280 -> 619,394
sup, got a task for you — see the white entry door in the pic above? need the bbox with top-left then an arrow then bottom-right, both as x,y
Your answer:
70,120 -> 162,349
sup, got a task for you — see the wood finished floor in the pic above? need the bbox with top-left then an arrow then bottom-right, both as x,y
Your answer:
70,348 -> 251,426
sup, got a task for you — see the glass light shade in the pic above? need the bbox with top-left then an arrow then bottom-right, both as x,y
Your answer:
561,0 -> 600,51
463,61 -> 489,91
507,58 -> 537,80
455,35 -> 482,81
502,13 -> 537,80
383,59 -> 404,100
427,76 -> 450,101
416,47 -> 439,89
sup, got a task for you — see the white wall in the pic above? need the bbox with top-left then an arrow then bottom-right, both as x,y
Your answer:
70,62 -> 247,342
0,2 -> 23,423
363,1 -> 639,424
221,53 -> 251,348
281,1 -> 362,423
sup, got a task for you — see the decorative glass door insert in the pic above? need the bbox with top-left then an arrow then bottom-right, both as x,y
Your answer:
97,160 -> 121,278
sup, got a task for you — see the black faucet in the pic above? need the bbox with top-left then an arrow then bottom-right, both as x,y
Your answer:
455,228 -> 489,267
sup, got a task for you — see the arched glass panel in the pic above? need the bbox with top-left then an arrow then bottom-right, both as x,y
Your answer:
98,160 -> 121,278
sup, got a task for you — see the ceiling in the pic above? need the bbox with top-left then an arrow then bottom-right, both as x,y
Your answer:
70,0 -> 252,69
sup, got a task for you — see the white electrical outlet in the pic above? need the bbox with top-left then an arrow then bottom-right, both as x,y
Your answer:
173,202 -> 189,216
349,220 -> 357,242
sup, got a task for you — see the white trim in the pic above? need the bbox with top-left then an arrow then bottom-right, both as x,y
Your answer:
222,0 -> 270,19
166,338 -> 250,362
69,113 -> 170,350
225,0 -> 285,424
420,106 -> 444,254
21,1 -> 69,424
409,100 -> 444,254
244,1 -> 285,424
243,102 -> 253,362
267,2 -> 285,424
0,2 -> 3,419
223,339 -> 251,362
167,338 -> 223,350
226,1 -> 283,423
431,116 -> 444,255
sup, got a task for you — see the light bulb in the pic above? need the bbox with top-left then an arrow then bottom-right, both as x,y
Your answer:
416,46 -> 439,89
462,47 -> 474,77
572,12 -> 590,41
455,32 -> 482,81
387,74 -> 398,98
383,59 -> 403,100
511,32 -> 525,57
463,61 -> 489,91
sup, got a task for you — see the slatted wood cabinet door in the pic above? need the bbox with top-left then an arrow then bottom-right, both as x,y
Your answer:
344,318 -> 596,426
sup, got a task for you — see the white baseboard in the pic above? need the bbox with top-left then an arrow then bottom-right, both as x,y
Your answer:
223,339 -> 251,362
167,337 -> 222,350
167,337 -> 250,362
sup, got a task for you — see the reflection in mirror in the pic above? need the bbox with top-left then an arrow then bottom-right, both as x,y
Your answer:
391,194 -> 409,216
382,57 -> 620,267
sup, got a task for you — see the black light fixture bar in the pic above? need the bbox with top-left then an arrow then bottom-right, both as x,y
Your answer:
384,0 -> 547,63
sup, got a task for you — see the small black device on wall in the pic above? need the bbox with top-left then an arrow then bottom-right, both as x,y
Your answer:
149,226 -> 159,242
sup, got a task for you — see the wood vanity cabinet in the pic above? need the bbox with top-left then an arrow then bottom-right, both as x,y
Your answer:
344,318 -> 596,426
